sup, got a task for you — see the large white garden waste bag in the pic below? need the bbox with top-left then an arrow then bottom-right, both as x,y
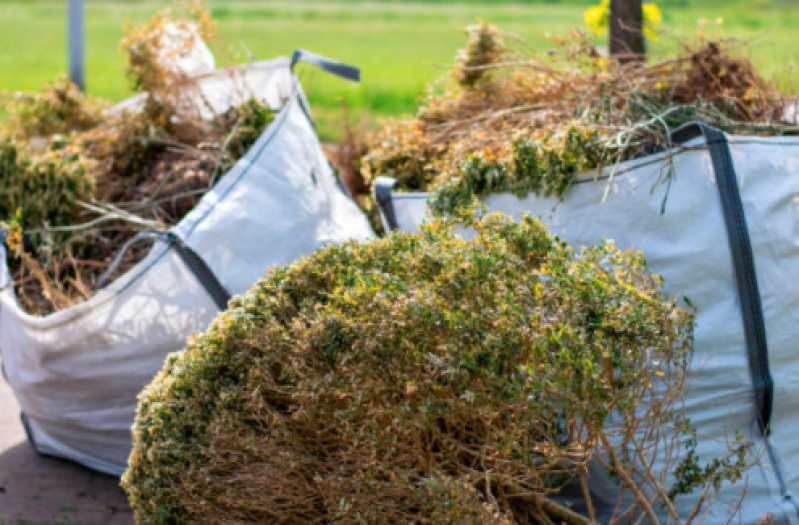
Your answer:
375,123 -> 799,524
0,51 -> 373,476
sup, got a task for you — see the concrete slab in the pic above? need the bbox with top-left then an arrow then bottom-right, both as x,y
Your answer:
0,360 -> 133,525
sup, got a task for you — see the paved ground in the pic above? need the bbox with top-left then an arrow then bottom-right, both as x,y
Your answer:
0,361 -> 133,525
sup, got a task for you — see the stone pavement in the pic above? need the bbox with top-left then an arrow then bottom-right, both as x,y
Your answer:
0,361 -> 133,525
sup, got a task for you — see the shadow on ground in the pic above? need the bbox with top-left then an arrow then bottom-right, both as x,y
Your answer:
0,439 -> 133,525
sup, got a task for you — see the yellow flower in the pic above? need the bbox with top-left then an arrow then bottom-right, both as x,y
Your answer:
643,3 -> 663,26
585,0 -> 661,40
642,3 -> 662,40
584,4 -> 609,36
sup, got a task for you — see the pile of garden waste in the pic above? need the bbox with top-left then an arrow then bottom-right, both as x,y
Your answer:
0,2 -> 275,315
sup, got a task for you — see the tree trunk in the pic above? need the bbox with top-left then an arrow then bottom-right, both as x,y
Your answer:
610,0 -> 645,63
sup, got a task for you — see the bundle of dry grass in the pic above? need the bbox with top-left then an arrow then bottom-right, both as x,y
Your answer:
359,23 -> 794,221
0,2 -> 276,315
123,211 -> 752,524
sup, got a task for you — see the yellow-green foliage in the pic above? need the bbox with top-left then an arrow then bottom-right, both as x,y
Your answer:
360,118 -> 438,191
4,77 -> 107,138
123,212 -> 704,524
220,97 -> 277,169
0,139 -> 94,229
432,125 -> 605,215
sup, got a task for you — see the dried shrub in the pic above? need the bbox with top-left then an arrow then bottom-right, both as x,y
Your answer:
671,41 -> 777,121
361,118 -> 439,192
0,138 -> 95,230
79,109 -> 158,180
362,24 -> 793,216
122,1 -> 218,94
325,106 -> 380,231
4,77 -> 107,138
327,107 -> 370,199
120,0 -> 219,145
123,211 -> 752,524
454,20 -> 506,88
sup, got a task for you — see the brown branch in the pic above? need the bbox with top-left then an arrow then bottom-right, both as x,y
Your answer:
599,432 -> 661,525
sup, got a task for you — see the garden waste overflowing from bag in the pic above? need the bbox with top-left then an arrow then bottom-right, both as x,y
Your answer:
0,3 -> 372,474
355,22 -> 799,524
2,3 -> 291,316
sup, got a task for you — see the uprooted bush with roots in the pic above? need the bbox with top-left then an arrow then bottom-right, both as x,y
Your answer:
123,211 -> 752,524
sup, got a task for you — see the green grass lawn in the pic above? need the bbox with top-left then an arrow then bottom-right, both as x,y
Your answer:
1,0 -> 798,140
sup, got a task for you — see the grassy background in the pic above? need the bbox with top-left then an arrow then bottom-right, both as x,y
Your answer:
1,0 -> 798,140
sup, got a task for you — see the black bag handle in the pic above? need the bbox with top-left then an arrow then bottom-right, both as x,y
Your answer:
374,176 -> 399,232
290,49 -> 360,83
95,230 -> 230,311
672,122 -> 773,437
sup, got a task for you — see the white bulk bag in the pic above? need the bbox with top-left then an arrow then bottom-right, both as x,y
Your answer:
0,52 -> 373,476
374,124 -> 799,524
111,57 -> 295,121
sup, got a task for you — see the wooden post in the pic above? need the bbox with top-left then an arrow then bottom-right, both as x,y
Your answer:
68,0 -> 85,91
610,0 -> 645,62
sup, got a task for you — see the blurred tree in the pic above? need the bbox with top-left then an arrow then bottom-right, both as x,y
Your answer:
610,0 -> 645,62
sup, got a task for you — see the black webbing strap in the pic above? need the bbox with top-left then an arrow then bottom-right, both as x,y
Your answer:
672,122 -> 773,437
91,230 -> 231,311
374,176 -> 399,232
165,232 -> 231,311
0,227 -> 229,311
290,49 -> 361,83
288,50 -> 360,129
